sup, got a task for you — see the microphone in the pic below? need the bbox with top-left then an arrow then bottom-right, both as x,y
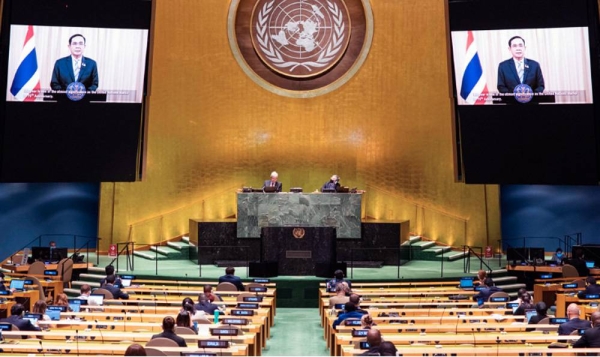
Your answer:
152,294 -> 157,315
94,319 -> 104,344
185,273 -> 189,290
164,290 -> 168,304
122,309 -> 127,330
438,306 -> 446,326
38,340 -> 45,355
137,304 -> 143,323
75,329 -> 80,356
455,315 -> 460,335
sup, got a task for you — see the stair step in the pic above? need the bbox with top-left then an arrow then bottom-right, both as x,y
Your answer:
410,241 -> 436,249
87,266 -> 106,274
133,251 -> 169,260
167,241 -> 190,251
448,252 -> 468,261
64,288 -> 80,296
79,273 -> 105,281
150,246 -> 182,258
421,247 -> 453,255
182,236 -> 190,243
72,280 -> 100,288
401,236 -> 422,246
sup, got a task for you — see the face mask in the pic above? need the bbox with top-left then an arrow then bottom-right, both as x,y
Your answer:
556,253 -> 563,258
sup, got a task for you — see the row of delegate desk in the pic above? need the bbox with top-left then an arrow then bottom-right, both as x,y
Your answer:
0,278 -> 277,356
319,280 -> 600,356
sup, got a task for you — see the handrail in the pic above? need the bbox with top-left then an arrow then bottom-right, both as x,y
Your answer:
10,234 -> 101,266
112,242 -> 135,272
463,245 -> 493,276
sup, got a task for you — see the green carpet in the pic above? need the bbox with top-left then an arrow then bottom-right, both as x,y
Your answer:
262,308 -> 328,356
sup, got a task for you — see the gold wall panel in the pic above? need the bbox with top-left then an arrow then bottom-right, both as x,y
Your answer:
97,0 -> 501,251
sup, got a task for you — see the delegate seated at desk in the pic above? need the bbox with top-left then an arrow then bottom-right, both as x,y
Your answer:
578,276 -> 600,299
322,175 -> 341,192
262,171 -> 282,192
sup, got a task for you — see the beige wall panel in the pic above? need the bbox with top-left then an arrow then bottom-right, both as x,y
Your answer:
97,0 -> 501,251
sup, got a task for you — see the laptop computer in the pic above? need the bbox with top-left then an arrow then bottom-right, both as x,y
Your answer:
336,186 -> 350,193
120,279 -> 132,288
586,261 -> 595,269
459,277 -> 474,290
9,279 -> 25,292
68,298 -> 87,312
87,294 -> 104,306
525,309 -> 537,322
23,313 -> 42,326
46,305 -> 67,321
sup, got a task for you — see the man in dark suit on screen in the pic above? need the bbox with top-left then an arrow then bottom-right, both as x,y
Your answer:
50,34 -> 99,91
497,36 -> 544,93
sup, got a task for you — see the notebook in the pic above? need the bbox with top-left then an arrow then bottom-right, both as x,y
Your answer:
120,279 -> 132,288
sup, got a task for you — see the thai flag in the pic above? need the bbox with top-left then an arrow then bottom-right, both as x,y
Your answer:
10,25 -> 41,102
459,31 -> 488,105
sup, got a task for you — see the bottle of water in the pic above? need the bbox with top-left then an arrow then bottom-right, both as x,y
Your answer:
213,309 -> 220,324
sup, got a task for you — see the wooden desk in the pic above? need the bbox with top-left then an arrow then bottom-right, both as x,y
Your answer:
341,345 -> 598,357
0,301 -> 15,318
555,293 -> 599,317
2,262 -> 91,273
507,264 -> 600,275
533,283 -> 580,309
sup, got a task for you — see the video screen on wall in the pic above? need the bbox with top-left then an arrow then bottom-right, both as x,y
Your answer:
448,0 -> 600,185
0,0 -> 152,182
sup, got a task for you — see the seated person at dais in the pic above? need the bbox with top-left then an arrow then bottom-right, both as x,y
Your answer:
0,303 -> 41,331
332,302 -> 364,329
329,282 -> 350,307
573,311 -> 600,348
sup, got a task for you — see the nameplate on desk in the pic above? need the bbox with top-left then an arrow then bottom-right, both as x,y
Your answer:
344,319 -> 362,326
507,302 -> 519,309
490,297 -> 508,302
184,354 -> 217,357
359,341 -> 371,349
0,291 -> 9,296
540,274 -> 552,279
0,323 -> 11,331
210,327 -> 239,336
24,279 -> 33,285
253,278 -> 270,283
198,340 -> 230,348
237,303 -> 259,309
248,286 -> 267,293
120,275 -> 136,280
591,302 -> 599,307
352,329 -> 369,337
334,303 -> 345,310
562,283 -> 577,289
243,296 -> 263,302
221,318 -> 249,325
584,294 -> 600,299
231,309 -> 254,316
44,270 -> 58,276
550,318 -> 568,324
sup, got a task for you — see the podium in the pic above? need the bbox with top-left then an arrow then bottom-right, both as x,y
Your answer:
261,227 -> 336,276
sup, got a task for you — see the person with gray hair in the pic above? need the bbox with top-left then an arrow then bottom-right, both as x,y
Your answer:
322,174 -> 341,192
558,303 -> 591,335
262,171 -> 282,192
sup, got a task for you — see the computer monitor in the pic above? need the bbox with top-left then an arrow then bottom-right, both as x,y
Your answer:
459,277 -> 474,289
49,248 -> 68,262
506,247 -> 528,262
529,248 -> 546,262
68,298 -> 87,313
9,279 -> 24,291
263,186 -> 277,193
88,294 -> 104,306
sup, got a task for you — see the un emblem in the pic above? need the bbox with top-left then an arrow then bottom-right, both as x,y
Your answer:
228,0 -> 373,97
66,82 -> 86,102
251,0 -> 351,78
292,228 -> 306,239
514,84 -> 534,104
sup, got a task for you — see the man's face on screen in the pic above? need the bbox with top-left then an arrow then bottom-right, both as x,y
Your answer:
509,38 -> 525,60
69,36 -> 86,58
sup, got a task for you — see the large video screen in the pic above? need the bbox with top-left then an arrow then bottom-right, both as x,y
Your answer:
6,25 -> 148,103
0,0 -> 152,182
451,28 -> 593,105
448,0 -> 600,185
